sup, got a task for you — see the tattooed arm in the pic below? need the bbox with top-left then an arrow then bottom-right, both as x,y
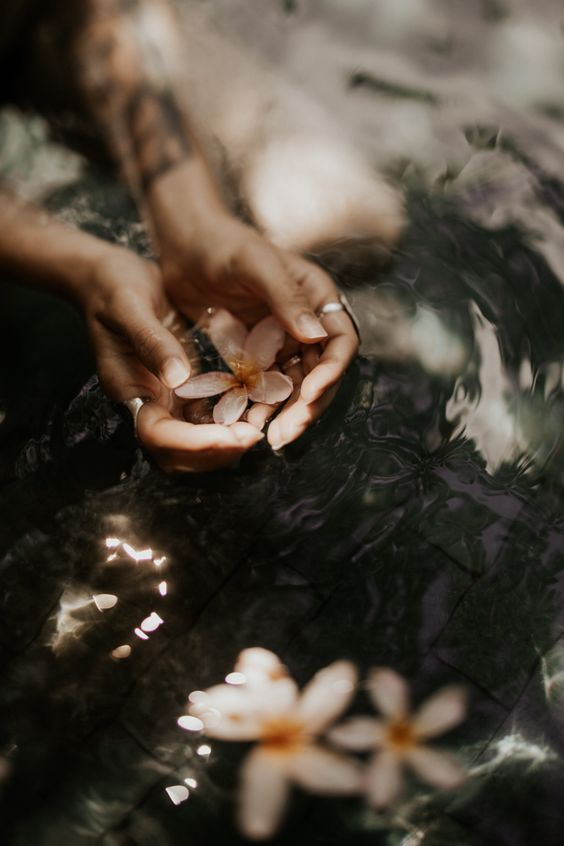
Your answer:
69,0 -> 358,448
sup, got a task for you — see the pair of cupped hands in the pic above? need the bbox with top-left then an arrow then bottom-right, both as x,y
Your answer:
83,214 -> 358,472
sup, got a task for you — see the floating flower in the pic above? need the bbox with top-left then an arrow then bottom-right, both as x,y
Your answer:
187,649 -> 361,840
328,669 -> 467,808
175,310 -> 293,425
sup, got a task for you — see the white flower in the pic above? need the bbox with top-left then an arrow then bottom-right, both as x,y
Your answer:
175,310 -> 293,424
187,649 -> 361,840
328,669 -> 467,808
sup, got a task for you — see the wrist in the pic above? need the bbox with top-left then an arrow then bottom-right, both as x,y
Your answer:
146,157 -> 232,252
59,239 -> 122,309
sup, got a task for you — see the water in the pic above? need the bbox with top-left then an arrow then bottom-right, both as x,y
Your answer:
1,1 -> 564,844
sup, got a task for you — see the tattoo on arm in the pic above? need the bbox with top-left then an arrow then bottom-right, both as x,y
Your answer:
126,85 -> 192,193
77,0 -> 192,196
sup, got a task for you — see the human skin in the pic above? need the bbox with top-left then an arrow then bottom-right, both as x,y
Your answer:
1,0 -> 359,466
0,198 -> 265,471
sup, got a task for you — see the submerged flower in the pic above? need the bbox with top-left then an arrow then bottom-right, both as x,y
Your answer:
175,310 -> 293,424
328,669 -> 467,808
187,649 -> 361,840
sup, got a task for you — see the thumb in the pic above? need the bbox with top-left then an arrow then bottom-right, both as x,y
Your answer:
246,246 -> 328,344
122,304 -> 192,389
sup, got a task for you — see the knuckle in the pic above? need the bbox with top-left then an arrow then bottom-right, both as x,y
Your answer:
285,290 -> 310,311
230,240 -> 262,276
131,325 -> 161,360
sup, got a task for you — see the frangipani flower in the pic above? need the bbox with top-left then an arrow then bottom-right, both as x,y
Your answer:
187,649 -> 361,840
328,669 -> 467,808
175,310 -> 293,425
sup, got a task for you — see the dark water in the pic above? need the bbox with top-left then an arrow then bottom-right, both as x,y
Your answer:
1,171 -> 564,845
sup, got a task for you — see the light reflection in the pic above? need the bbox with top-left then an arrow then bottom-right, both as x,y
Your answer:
50,590 -> 94,651
225,671 -> 246,685
184,777 -> 198,789
471,732 -> 555,774
154,556 -> 167,567
92,594 -> 118,612
140,612 -> 164,633
196,744 -> 212,758
122,543 -> 153,562
111,645 -> 132,660
188,690 -> 208,705
105,537 -> 121,548
134,627 -> 149,640
158,580 -> 168,596
178,715 -> 204,732
541,640 -> 564,706
166,785 -> 190,805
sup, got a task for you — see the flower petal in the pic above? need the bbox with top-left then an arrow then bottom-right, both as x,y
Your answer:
288,744 -> 362,794
188,683 -> 261,741
367,668 -> 410,719
235,647 -> 289,686
248,371 -> 293,404
244,316 -> 286,370
175,371 -> 237,399
413,687 -> 467,740
208,308 -> 248,364
328,717 -> 384,752
213,386 -> 249,425
263,677 -> 300,718
297,661 -> 357,734
365,750 -> 403,808
238,747 -> 290,841
406,745 -> 466,790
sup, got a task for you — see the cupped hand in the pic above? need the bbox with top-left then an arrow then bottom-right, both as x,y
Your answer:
80,246 -> 263,470
160,215 -> 359,448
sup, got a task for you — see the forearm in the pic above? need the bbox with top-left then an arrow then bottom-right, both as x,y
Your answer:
72,0 -> 228,245
0,195 -> 113,304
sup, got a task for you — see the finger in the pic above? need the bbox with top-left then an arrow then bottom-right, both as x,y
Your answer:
242,245 -> 328,344
276,335 -> 300,365
90,320 -> 166,404
246,401 -> 276,431
120,300 -> 192,389
300,314 -> 358,403
138,403 -> 264,454
157,420 -> 266,472
267,383 -> 341,450
301,343 -> 321,376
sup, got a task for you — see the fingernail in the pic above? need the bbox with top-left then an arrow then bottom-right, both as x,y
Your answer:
268,424 -> 286,451
297,313 -> 328,340
161,357 -> 190,389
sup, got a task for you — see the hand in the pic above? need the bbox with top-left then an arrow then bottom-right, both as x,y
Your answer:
159,214 -> 360,448
79,246 -> 264,471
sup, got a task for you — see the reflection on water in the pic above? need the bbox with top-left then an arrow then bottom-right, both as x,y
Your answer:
1,0 -> 564,844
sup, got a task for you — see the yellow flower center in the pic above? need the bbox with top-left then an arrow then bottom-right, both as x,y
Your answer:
229,358 -> 260,389
386,719 -> 417,751
260,718 -> 305,753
